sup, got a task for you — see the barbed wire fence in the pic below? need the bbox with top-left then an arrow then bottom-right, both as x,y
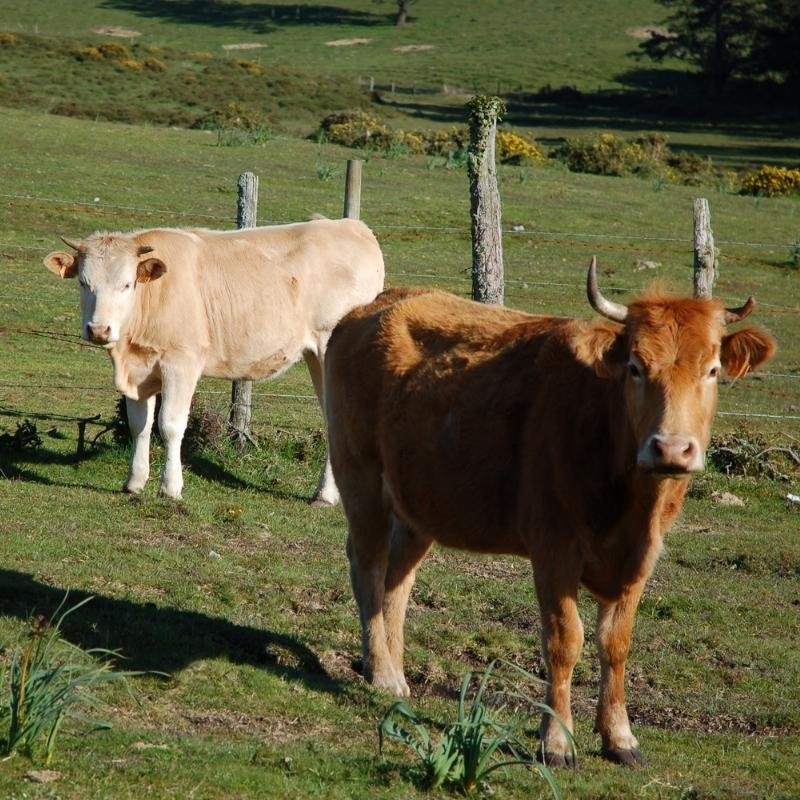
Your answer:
1,168 -> 799,453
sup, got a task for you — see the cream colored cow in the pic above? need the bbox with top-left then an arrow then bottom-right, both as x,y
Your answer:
44,218 -> 385,503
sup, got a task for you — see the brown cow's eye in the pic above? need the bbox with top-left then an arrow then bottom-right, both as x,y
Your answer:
629,362 -> 642,379
709,366 -> 720,378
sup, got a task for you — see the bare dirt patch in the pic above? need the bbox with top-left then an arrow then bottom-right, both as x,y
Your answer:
325,38 -> 370,47
626,26 -> 674,40
92,26 -> 141,38
393,44 -> 435,53
221,42 -> 267,51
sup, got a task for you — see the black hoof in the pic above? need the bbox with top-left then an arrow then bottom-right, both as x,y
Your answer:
540,749 -> 577,769
602,746 -> 646,767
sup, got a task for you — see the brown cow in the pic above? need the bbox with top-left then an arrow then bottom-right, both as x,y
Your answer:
325,259 -> 776,766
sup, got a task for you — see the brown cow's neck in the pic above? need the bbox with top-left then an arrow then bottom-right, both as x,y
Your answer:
579,380 -> 690,601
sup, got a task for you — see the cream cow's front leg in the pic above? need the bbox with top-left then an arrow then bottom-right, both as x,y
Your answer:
124,394 -> 156,493
158,364 -> 201,499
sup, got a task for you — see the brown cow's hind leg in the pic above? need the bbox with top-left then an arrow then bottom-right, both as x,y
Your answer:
342,475 -> 407,695
594,586 -> 646,766
534,562 -> 583,767
383,517 -> 432,691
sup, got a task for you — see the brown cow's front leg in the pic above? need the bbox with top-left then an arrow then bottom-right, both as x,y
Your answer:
382,518 -> 432,691
534,565 -> 583,767
594,585 -> 646,766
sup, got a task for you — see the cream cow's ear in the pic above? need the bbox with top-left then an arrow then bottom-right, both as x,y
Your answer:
137,258 -> 167,284
43,251 -> 77,279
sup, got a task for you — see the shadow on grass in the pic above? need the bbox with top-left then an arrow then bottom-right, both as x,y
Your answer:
0,416 -> 315,501
383,68 -> 800,163
100,0 -> 392,34
0,569 -> 341,695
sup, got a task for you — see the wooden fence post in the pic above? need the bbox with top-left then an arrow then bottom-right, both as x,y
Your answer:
229,171 -> 258,448
467,95 -> 506,305
343,159 -> 362,220
693,197 -> 716,298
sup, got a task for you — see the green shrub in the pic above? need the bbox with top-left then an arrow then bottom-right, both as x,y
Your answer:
552,131 -> 721,185
739,165 -> 800,197
496,130 -> 545,164
318,111 -> 543,165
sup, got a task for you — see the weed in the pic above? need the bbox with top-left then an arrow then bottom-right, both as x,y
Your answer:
316,163 -> 335,182
788,236 -> 800,269
0,596 -> 139,764
216,124 -> 272,147
379,660 -> 566,796
709,431 -> 799,482
0,420 -> 41,450
445,147 -> 468,170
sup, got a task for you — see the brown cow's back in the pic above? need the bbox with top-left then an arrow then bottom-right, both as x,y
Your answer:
327,289 -> 625,557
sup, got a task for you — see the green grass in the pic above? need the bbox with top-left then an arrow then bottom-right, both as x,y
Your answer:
0,0 -> 675,93
0,105 -> 798,798
1,0 -> 800,779
1,0 -> 798,175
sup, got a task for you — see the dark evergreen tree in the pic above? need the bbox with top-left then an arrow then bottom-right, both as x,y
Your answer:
639,0 -> 765,96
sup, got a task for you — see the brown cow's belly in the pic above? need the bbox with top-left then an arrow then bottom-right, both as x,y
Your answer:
383,472 -> 530,557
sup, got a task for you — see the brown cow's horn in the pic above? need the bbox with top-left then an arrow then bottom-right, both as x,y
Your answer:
60,236 -> 82,251
587,256 -> 628,322
724,296 -> 755,324
137,245 -> 154,257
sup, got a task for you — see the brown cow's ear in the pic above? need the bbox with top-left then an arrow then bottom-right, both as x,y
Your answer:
137,258 -> 167,284
572,322 -> 627,379
43,251 -> 77,279
721,326 -> 777,379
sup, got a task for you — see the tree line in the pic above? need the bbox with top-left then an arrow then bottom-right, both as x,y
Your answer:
640,0 -> 800,97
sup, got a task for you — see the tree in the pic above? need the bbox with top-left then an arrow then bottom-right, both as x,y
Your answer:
395,0 -> 417,26
639,0 -> 766,96
375,0 -> 417,27
748,0 -> 800,89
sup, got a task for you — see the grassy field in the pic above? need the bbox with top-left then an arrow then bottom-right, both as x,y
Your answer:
1,0 -> 799,170
0,106 -> 798,799
0,0 -> 799,796
0,0 -> 674,93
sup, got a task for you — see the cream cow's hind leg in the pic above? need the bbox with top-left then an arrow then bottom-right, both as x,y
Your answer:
303,344 -> 340,507
124,394 -> 156,493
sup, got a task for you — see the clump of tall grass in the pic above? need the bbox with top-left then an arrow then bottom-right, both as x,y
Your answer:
378,660 -> 569,796
0,596 -> 139,764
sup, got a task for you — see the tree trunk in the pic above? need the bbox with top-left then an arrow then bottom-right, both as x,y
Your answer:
396,0 -> 408,26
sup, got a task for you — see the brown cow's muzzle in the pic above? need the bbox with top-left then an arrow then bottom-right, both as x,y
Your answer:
638,434 -> 704,476
87,323 -> 113,344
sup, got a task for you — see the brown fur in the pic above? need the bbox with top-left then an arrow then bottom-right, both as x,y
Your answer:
325,283 -> 776,766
